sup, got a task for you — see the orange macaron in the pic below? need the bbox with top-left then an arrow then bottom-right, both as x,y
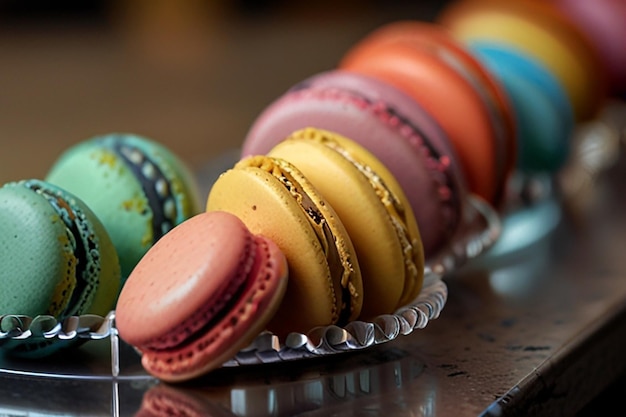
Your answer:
340,21 -> 516,206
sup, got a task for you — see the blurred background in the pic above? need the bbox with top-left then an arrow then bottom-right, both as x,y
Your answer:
0,0 -> 450,187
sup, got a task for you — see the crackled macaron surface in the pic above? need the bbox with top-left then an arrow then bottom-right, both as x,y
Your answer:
0,179 -> 121,357
207,155 -> 363,336
268,128 -> 424,319
45,133 -> 201,280
116,211 -> 288,382
340,27 -> 507,205
243,69 -> 466,256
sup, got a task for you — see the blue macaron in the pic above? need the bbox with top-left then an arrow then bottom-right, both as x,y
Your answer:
470,42 -> 575,173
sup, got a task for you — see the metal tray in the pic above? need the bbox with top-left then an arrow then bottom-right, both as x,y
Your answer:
0,194 -> 500,379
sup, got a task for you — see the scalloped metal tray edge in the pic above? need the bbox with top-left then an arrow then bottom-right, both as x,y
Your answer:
0,194 -> 499,372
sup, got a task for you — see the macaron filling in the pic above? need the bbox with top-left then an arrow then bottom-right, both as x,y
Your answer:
109,138 -> 178,242
23,180 -> 99,319
141,235 -> 285,377
238,156 -> 358,325
288,86 -> 462,244
141,235 -> 256,351
318,136 -> 421,306
141,244 -> 258,355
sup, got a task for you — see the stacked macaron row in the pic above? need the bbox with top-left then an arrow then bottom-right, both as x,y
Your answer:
0,133 -> 202,358
432,0 -> 624,255
115,126 -> 427,382
4,0 -> 620,380
238,0 -> 615,263
242,69 -> 471,259
112,0 -> 625,382
436,0 -> 619,172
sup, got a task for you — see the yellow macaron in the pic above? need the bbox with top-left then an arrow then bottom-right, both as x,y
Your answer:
439,0 -> 607,121
268,128 -> 424,320
206,154 -> 363,337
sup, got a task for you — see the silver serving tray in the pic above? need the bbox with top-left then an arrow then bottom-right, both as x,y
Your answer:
0,194 -> 500,377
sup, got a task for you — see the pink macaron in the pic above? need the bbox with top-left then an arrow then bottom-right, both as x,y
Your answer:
242,69 -> 468,257
339,21 -> 518,206
115,210 -> 288,382
548,0 -> 626,95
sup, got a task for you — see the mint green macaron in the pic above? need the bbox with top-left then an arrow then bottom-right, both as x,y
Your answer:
0,179 -> 121,357
45,133 -> 202,280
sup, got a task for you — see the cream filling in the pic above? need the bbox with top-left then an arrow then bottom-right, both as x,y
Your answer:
241,156 -> 358,325
317,136 -> 421,302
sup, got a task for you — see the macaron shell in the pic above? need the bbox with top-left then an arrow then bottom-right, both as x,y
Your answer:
322,130 -> 425,306
0,180 -> 120,319
548,0 -> 626,94
341,41 -> 500,204
1,179 -> 120,358
46,181 -> 121,317
268,129 -> 423,318
244,70 -> 464,256
293,70 -> 468,255
339,21 -> 517,195
116,211 -> 288,381
0,184 -> 77,317
238,156 -> 364,325
207,163 -> 348,335
438,0 -> 607,121
46,133 -> 201,280
471,42 -> 574,173
315,130 -> 425,306
46,141 -> 152,279
143,234 -> 287,382
494,66 -> 568,172
116,211 -> 257,347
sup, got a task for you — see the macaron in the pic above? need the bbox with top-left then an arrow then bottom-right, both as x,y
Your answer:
0,179 -> 121,358
547,0 -> 626,95
45,133 -> 202,280
339,22 -> 514,205
470,42 -> 575,173
206,154 -> 363,336
115,211 -> 289,382
438,0 -> 608,121
243,69 -> 467,257
267,128 -> 424,319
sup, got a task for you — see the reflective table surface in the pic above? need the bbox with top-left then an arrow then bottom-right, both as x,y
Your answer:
2,147 -> 626,416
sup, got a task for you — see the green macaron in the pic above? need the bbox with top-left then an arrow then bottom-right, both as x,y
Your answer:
0,179 -> 121,358
45,133 -> 201,280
